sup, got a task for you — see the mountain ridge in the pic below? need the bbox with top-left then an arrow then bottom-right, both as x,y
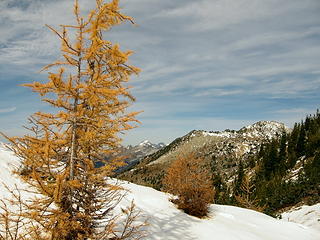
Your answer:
119,120 -> 289,189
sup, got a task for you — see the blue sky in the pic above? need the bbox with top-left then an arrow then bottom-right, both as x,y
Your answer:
0,0 -> 320,145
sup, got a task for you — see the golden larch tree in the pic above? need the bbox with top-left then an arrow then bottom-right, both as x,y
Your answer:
235,174 -> 266,212
163,153 -> 215,217
1,0 -> 144,239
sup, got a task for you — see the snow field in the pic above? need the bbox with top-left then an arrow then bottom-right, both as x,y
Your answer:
0,144 -> 319,240
121,181 -> 320,240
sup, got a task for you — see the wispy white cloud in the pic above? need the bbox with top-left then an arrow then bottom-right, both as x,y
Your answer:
193,89 -> 244,97
0,107 -> 16,114
158,0 -> 319,32
273,108 -> 316,115
271,108 -> 320,129
223,27 -> 320,53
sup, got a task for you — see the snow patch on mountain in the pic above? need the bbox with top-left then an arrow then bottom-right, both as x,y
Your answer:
199,121 -> 289,140
239,121 -> 290,140
202,131 -> 236,138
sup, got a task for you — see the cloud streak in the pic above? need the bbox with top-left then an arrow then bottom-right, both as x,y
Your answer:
0,107 -> 17,114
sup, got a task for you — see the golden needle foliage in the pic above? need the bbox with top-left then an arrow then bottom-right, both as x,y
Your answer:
163,153 -> 215,218
1,0 -> 145,239
235,174 -> 266,212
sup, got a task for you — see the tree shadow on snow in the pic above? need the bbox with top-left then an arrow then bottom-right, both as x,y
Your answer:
145,208 -> 201,240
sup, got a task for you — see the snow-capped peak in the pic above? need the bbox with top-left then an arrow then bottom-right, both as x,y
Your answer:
239,121 -> 290,140
243,121 -> 288,131
157,142 -> 166,148
139,140 -> 153,147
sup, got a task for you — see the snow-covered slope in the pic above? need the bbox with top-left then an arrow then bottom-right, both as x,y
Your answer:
121,181 -> 320,240
0,143 -> 27,199
1,143 -> 319,240
281,204 -> 320,232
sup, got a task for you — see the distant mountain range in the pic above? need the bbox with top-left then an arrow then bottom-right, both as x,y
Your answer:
113,140 -> 166,173
126,140 -> 166,158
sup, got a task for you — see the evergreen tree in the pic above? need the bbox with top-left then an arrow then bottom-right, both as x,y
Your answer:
234,160 -> 244,195
1,1 -> 144,239
304,115 -> 311,132
287,123 -> 299,168
278,132 -> 287,175
305,152 -> 320,186
306,114 -> 320,157
296,123 -> 306,158
310,152 -> 320,183
263,140 -> 278,180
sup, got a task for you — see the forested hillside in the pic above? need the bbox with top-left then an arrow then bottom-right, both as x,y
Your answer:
250,110 -> 320,214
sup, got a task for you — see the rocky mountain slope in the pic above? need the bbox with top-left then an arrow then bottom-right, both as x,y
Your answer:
120,121 -> 290,189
